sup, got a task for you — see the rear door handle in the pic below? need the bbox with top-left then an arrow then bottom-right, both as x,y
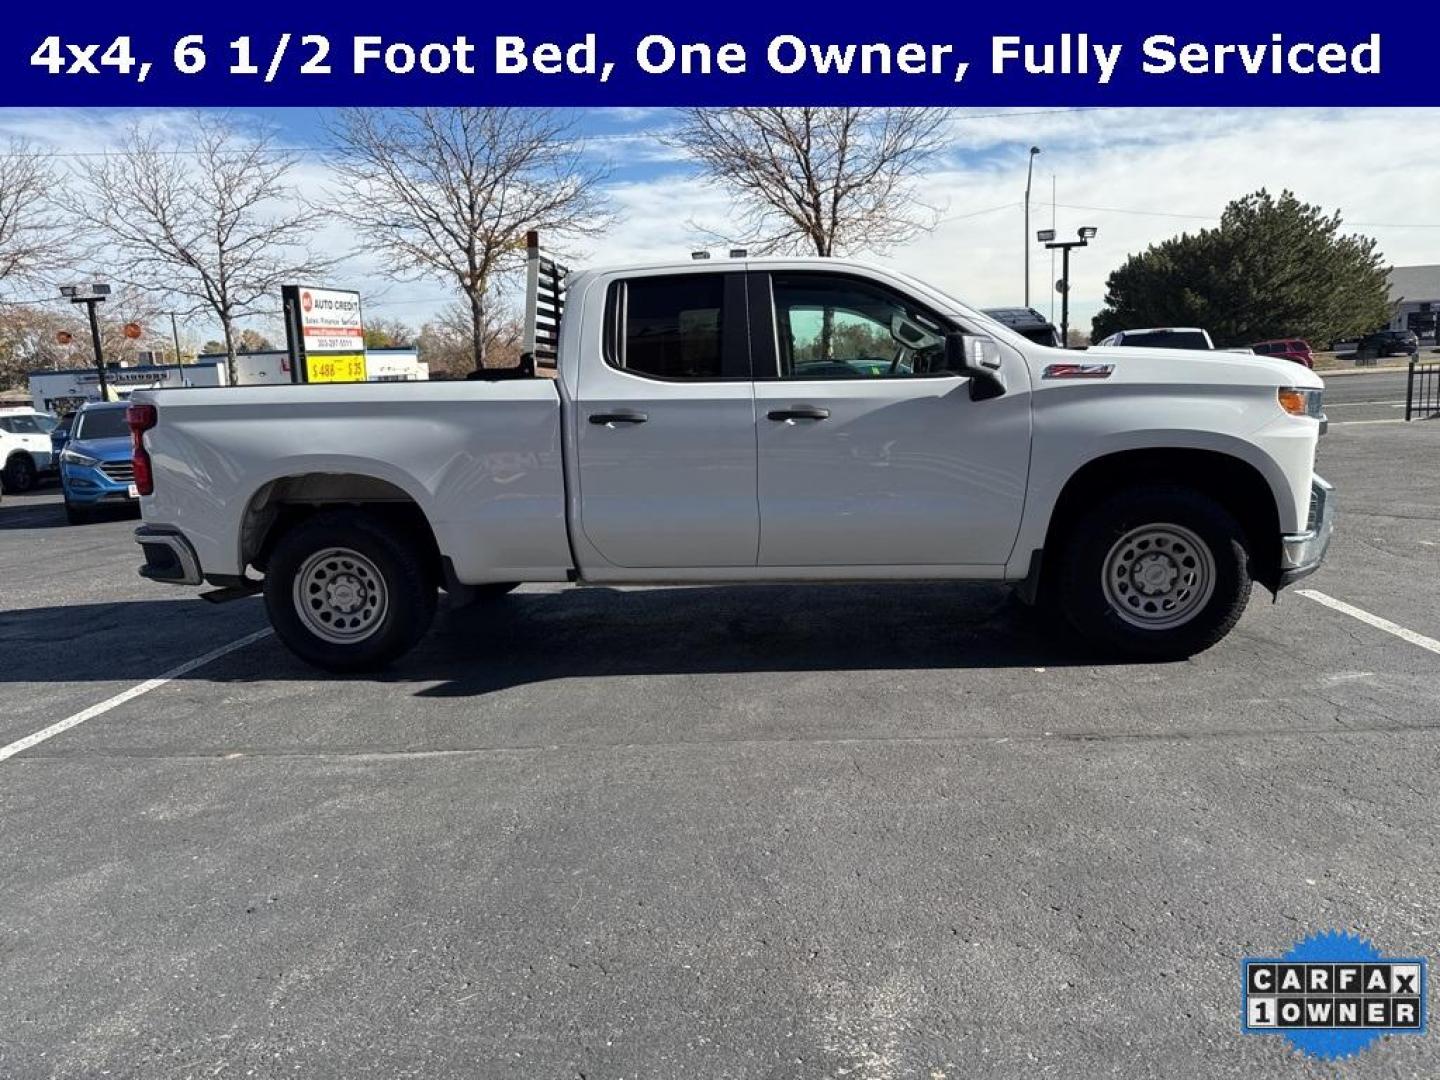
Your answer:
589,410 -> 649,425
767,407 -> 830,422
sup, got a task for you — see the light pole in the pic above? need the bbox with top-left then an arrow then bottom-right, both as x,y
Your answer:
1037,226 -> 1097,348
1023,146 -> 1041,306
60,282 -> 112,399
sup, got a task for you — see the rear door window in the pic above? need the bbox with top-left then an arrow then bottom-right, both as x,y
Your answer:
606,273 -> 749,380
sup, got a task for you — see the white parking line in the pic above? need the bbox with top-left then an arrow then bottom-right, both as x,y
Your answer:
1328,419 -> 1407,426
0,628 -> 274,764
1298,590 -> 1440,656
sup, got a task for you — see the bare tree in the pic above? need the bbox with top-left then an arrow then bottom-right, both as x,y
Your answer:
326,108 -> 608,370
0,139 -> 75,292
671,108 -> 948,256
416,300 -> 523,378
65,116 -> 330,383
0,285 -> 169,389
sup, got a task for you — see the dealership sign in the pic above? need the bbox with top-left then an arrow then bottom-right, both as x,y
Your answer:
282,285 -> 367,384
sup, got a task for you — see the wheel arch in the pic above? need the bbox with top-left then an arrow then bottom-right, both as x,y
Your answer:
239,472 -> 443,585
1040,447 -> 1283,594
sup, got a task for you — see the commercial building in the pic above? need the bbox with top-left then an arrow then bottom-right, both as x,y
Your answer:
28,360 -> 228,414
1387,265 -> 1440,344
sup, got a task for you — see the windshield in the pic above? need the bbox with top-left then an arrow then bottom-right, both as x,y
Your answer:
74,408 -> 131,441
1117,330 -> 1212,350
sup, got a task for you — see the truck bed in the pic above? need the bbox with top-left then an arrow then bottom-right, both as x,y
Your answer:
134,379 -> 572,585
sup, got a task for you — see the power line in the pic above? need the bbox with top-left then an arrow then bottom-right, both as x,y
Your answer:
935,201 -> 1020,225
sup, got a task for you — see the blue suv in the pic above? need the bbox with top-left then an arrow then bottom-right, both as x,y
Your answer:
59,402 -> 140,524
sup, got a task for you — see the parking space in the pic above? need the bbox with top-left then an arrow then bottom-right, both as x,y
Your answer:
1,401 -> 1438,1078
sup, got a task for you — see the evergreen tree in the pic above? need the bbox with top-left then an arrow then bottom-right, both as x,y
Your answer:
1092,190 -> 1390,347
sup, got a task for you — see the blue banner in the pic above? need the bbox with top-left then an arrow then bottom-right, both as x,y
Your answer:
0,4 -> 1416,106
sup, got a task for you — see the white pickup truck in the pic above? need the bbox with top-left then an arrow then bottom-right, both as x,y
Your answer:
129,251 -> 1333,671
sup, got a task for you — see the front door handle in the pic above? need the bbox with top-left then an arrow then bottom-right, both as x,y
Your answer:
767,407 -> 830,422
589,410 -> 649,425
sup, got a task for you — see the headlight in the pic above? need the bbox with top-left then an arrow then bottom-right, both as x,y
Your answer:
60,448 -> 100,467
1277,387 -> 1324,420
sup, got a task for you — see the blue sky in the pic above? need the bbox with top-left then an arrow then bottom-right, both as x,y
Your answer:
3,107 -> 1438,344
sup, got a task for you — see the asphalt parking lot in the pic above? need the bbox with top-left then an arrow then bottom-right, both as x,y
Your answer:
2,372 -> 1438,1079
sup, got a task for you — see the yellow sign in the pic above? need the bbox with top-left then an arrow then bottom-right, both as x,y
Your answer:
306,354 -> 367,383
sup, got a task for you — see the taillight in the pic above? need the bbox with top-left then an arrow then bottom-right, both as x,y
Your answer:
127,403 -> 157,495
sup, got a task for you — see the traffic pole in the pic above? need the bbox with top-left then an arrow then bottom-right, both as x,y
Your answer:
85,298 -> 109,400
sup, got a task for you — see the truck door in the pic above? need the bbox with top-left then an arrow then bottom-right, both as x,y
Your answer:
749,270 -> 1031,568
575,270 -> 758,568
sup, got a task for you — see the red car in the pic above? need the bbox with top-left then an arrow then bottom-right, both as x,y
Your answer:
1249,338 -> 1315,368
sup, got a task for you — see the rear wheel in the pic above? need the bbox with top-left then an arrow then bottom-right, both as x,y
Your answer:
264,511 -> 437,672
1052,486 -> 1252,660
3,453 -> 37,493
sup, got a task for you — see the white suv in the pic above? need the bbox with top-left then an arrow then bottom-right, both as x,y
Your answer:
0,408 -> 56,493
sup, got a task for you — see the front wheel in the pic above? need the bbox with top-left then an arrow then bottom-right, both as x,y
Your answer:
264,511 -> 437,672
3,454 -> 37,493
1052,486 -> 1252,660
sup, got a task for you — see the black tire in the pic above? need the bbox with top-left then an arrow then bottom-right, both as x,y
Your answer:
3,453 -> 37,493
263,510 -> 437,672
1052,485 -> 1252,661
64,500 -> 92,525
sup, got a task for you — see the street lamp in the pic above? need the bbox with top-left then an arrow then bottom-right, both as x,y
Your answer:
59,282 -> 113,399
1038,226 -> 1097,348
1023,146 -> 1041,306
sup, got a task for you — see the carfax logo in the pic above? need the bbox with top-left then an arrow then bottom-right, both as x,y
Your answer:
1242,930 -> 1427,1061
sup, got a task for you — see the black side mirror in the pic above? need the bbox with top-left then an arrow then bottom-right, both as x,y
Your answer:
944,332 -> 1007,400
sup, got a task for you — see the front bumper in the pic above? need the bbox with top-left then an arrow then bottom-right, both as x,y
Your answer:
135,525 -> 203,586
63,462 -> 138,506
1278,475 -> 1335,587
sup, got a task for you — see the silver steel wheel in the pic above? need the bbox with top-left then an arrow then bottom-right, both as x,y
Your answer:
292,546 -> 389,645
1100,523 -> 1216,631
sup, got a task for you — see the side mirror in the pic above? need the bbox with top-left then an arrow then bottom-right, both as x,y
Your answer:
944,332 -> 1006,400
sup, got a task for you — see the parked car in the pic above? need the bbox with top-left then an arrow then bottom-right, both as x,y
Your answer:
1357,329 -> 1419,359
131,252 -> 1332,671
1249,339 -> 1316,369
0,407 -> 56,493
59,402 -> 141,524
1095,327 -> 1216,350
50,412 -> 75,459
983,307 -> 1062,347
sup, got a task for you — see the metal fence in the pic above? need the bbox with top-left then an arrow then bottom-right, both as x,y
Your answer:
1406,359 -> 1440,421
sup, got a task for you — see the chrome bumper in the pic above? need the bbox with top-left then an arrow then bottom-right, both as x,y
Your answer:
1278,476 -> 1335,587
135,525 -> 203,586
